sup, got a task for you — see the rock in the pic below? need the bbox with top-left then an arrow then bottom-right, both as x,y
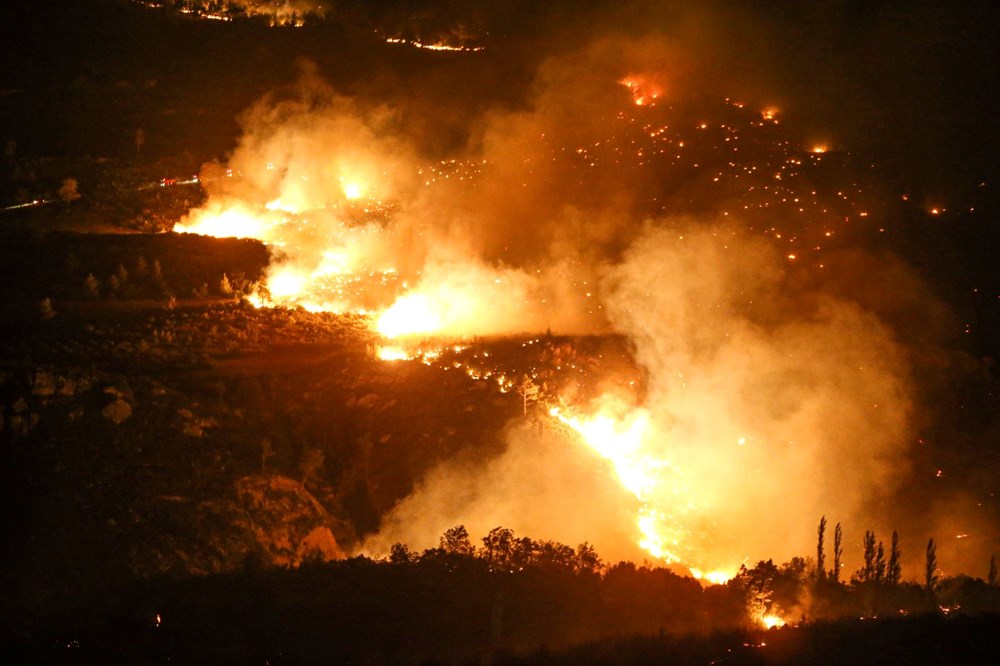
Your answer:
101,398 -> 132,425
234,475 -> 344,567
182,423 -> 204,438
57,377 -> 76,396
31,371 -> 57,397
127,475 -> 344,578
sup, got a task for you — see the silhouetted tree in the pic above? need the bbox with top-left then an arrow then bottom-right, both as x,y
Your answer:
389,542 -> 415,564
874,541 -> 886,583
925,538 -> 939,593
440,525 -> 475,556
483,526 -> 516,570
887,531 -> 902,586
989,554 -> 998,587
816,516 -> 827,581
575,542 -> 602,574
854,530 -> 877,583
510,536 -> 538,571
831,522 -> 843,583
535,540 -> 576,569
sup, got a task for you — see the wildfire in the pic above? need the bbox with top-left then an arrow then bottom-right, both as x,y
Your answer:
341,179 -> 365,200
174,203 -> 278,240
760,614 -> 786,629
550,401 -> 685,564
376,294 -> 442,339
620,76 -> 664,107
376,345 -> 413,361
690,568 -> 735,585
267,266 -> 309,300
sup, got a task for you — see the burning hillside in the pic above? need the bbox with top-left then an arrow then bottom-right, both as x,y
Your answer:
161,31 -> 982,580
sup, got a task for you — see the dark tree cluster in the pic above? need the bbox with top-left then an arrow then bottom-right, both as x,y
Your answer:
8,521 -> 1000,664
736,518 -> 1000,626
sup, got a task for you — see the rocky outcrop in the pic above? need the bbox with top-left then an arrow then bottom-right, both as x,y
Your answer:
130,475 -> 344,577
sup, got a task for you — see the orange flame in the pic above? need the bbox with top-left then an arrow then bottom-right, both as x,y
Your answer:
620,75 -> 664,107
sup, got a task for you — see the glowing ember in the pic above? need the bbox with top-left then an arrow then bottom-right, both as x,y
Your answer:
810,144 -> 828,154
